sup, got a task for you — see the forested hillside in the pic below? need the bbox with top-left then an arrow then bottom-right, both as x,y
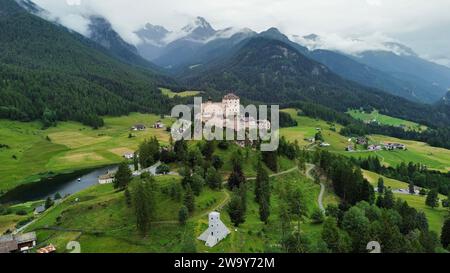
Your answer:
182,37 -> 450,129
0,0 -> 174,127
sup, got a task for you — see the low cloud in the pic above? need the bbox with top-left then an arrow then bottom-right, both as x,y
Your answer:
30,0 -> 450,63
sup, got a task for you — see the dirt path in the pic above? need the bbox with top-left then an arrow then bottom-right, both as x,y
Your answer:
305,163 -> 325,212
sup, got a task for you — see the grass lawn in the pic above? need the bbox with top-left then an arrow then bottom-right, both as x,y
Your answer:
24,169 -> 325,253
159,87 -> 201,98
280,109 -> 348,151
348,109 -> 427,131
363,170 -> 447,234
279,108 -> 450,172
0,113 -> 174,192
339,135 -> 450,172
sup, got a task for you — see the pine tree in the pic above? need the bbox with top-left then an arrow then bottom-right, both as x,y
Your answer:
113,161 -> 132,190
227,156 -> 246,189
138,137 -> 160,168
190,173 -> 205,196
255,161 -> 269,204
383,190 -> 395,209
441,218 -> 450,249
322,218 -> 340,253
259,197 -> 270,224
132,176 -> 156,236
178,206 -> 189,225
133,152 -> 139,171
206,167 -> 222,190
227,188 -> 245,226
407,181 -> 414,194
425,189 -> 439,208
44,197 -> 54,209
377,177 -> 384,194
184,184 -> 195,214
124,188 -> 132,207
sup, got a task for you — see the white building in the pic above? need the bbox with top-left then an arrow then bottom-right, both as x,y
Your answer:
200,93 -> 271,132
198,212 -> 230,247
98,171 -> 115,184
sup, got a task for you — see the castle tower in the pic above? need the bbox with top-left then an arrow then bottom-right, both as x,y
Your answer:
198,211 -> 230,247
222,93 -> 240,117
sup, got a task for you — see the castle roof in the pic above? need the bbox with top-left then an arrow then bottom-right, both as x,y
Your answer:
223,93 -> 239,100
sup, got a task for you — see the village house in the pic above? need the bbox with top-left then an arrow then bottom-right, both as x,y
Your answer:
368,145 -> 383,151
131,124 -> 146,131
37,244 -> 56,254
34,204 -> 46,215
123,152 -> 135,160
384,143 -> 406,150
356,137 -> 368,145
198,212 -> 230,247
98,171 -> 115,184
153,120 -> 165,129
0,232 -> 37,253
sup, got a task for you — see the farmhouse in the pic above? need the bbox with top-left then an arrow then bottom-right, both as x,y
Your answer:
356,137 -> 368,145
153,120 -> 165,129
123,152 -> 135,160
131,124 -> 146,131
198,212 -> 230,247
37,244 -> 56,254
98,171 -> 115,184
0,232 -> 37,253
368,145 -> 383,151
384,143 -> 406,150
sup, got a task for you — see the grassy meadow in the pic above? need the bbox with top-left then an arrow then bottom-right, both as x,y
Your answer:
280,108 -> 450,172
159,87 -> 201,98
363,170 -> 448,234
347,109 -> 427,131
23,170 -> 327,253
0,114 -> 174,192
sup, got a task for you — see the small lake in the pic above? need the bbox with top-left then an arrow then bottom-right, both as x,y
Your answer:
0,165 -> 118,204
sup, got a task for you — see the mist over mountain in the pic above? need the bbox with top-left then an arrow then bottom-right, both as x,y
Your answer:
0,0 -> 173,127
3,0 -> 450,130
87,16 -> 160,70
179,37 -> 449,129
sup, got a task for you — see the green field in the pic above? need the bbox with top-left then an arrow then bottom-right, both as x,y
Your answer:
280,109 -> 348,151
339,135 -> 450,172
363,170 -> 447,234
348,109 -> 427,131
280,108 -> 450,172
23,170 -> 325,253
0,113 -> 174,192
159,87 -> 201,98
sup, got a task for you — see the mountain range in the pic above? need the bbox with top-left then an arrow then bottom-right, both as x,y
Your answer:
1,0 -> 449,130
134,18 -> 450,104
0,0 -> 173,127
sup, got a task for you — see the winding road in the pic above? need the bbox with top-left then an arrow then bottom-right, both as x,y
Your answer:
305,163 -> 325,212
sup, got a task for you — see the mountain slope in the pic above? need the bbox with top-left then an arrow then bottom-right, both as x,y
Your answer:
0,0 -> 174,127
182,37 -> 449,127
354,50 -> 450,102
308,49 -> 443,103
87,16 -> 160,71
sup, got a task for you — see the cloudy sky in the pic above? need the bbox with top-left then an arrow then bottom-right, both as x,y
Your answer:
32,0 -> 450,66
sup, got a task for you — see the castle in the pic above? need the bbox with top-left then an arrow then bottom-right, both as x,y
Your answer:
200,93 -> 271,130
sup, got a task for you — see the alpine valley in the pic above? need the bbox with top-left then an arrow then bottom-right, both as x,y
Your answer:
0,0 -> 449,254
